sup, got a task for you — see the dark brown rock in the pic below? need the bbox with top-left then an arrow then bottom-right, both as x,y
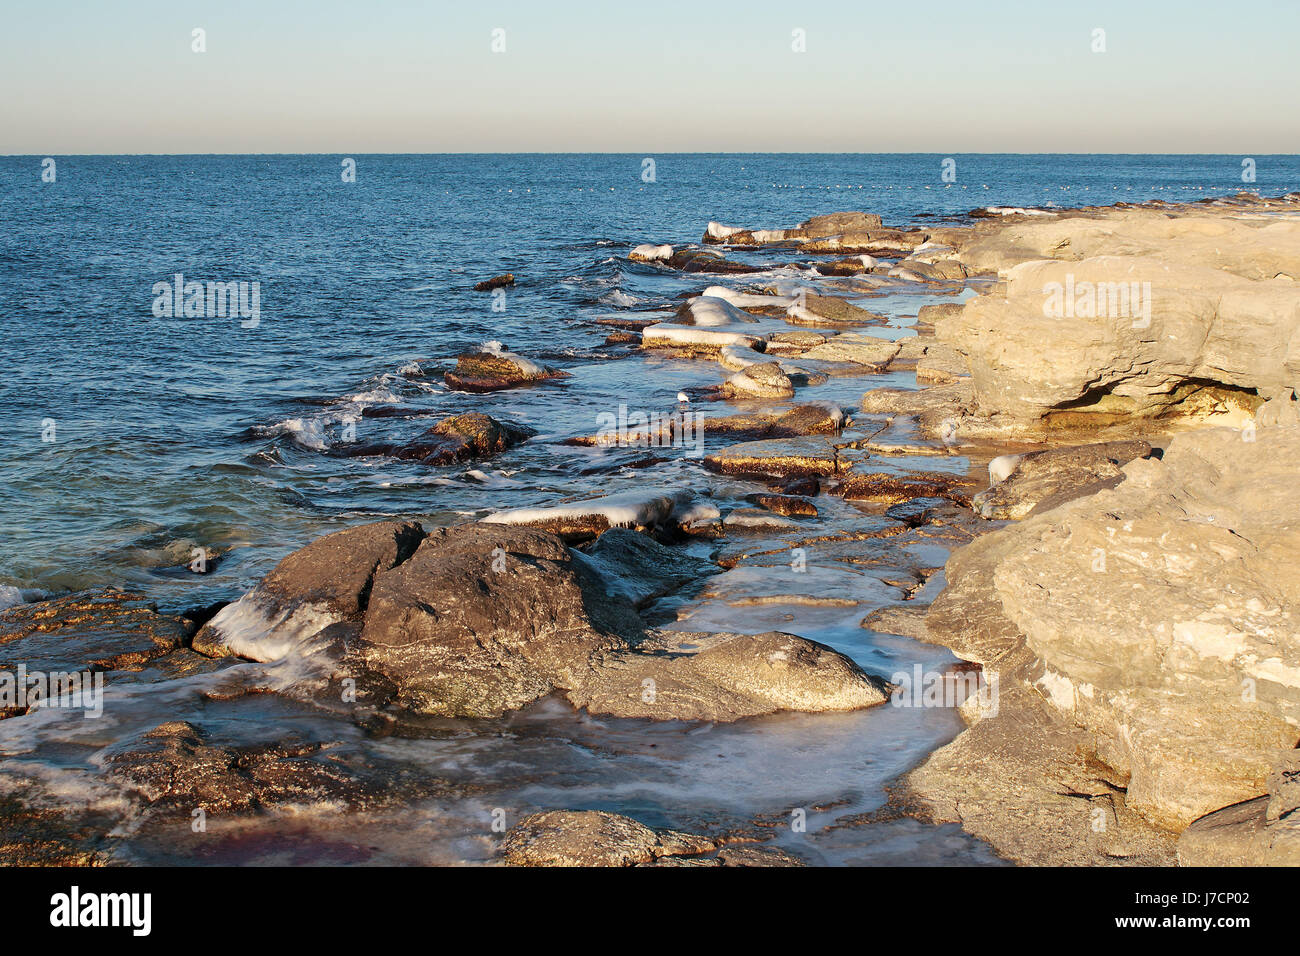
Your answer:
664,249 -> 763,274
104,720 -> 401,818
193,520 -> 425,658
499,810 -> 716,866
473,273 -> 514,291
444,348 -> 566,392
392,412 -> 532,466
201,520 -> 889,722
837,470 -> 977,506
0,589 -> 186,680
752,494 -> 818,517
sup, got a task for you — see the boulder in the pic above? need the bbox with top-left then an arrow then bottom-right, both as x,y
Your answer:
473,273 -> 515,292
193,520 -> 425,659
971,440 -> 1153,519
782,293 -> 886,328
392,413 -> 532,466
937,256 -> 1298,427
927,426 -> 1300,830
675,296 -> 760,327
721,362 -> 795,399
357,525 -> 624,717
498,810 -> 802,867
568,630 -> 890,721
664,248 -> 762,274
201,521 -> 890,722
444,343 -> 566,392
628,244 -> 673,262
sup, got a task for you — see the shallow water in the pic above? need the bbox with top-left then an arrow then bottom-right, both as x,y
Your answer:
2,154 -> 1296,864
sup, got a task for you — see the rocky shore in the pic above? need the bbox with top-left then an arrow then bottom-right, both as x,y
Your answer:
2,191 -> 1297,866
849,191 -> 1300,865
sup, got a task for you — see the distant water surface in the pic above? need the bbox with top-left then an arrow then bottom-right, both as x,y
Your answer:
3,152 -> 1295,605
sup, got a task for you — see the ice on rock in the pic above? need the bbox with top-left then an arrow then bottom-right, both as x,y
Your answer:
706,222 -> 745,240
630,243 -> 674,262
482,489 -> 696,533
641,324 -> 765,351
677,295 -> 759,326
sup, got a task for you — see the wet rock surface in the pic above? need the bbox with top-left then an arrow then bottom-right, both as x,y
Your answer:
838,470 -> 977,506
199,521 -> 890,722
389,413 -> 533,466
444,344 -> 566,392
499,810 -> 800,867
473,273 -> 515,292
105,720 -> 393,816
0,588 -> 186,681
704,436 -> 844,479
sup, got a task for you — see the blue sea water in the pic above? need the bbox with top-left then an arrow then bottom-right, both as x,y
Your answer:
3,152 -> 1295,606
0,154 -> 1296,864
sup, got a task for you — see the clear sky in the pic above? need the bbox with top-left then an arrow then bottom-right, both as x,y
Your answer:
2,0 -> 1297,154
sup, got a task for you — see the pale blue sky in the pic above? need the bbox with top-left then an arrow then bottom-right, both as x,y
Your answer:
2,0 -> 1297,153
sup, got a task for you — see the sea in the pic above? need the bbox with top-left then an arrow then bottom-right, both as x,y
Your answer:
0,153 -> 1296,864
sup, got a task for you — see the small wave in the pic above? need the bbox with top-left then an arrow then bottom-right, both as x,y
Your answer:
598,289 -> 648,308
463,469 -> 527,488
0,585 -> 48,612
343,384 -> 401,406
253,417 -> 330,451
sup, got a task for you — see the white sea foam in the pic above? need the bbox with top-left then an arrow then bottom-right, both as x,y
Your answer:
982,206 -> 1052,217
345,383 -> 401,405
0,585 -> 45,612
675,501 -> 721,525
203,596 -> 340,685
463,468 -> 526,487
598,289 -> 646,308
256,417 -> 330,451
